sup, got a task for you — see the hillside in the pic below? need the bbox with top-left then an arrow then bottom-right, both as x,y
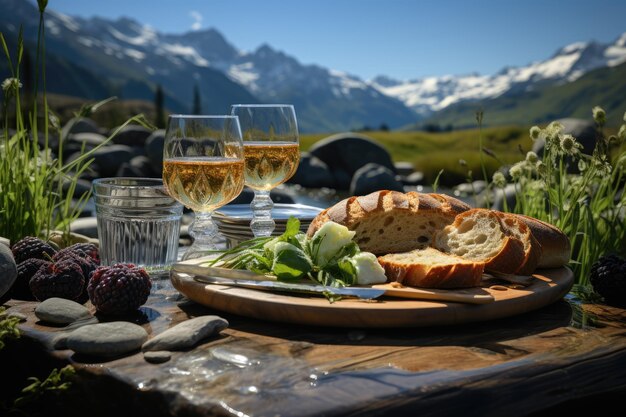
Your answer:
419,61 -> 626,129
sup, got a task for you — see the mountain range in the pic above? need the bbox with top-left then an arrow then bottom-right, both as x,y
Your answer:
1,0 -> 625,131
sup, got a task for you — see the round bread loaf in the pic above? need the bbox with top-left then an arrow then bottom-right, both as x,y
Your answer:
514,214 -> 571,268
306,190 -> 471,255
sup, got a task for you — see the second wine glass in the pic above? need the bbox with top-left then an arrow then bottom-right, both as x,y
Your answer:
162,115 -> 245,260
231,104 -> 300,237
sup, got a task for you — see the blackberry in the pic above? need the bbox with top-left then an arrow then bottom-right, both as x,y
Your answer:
11,258 -> 49,300
589,254 -> 626,308
52,251 -> 98,304
29,258 -> 85,302
57,243 -> 100,265
11,236 -> 56,264
88,263 -> 151,315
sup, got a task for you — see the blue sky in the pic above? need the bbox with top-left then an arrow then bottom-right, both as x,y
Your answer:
49,0 -> 626,81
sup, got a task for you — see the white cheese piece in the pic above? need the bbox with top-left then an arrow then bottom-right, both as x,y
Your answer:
352,252 -> 387,285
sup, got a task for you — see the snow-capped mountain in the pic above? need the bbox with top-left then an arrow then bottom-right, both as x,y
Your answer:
371,33 -> 626,117
1,0 -> 625,131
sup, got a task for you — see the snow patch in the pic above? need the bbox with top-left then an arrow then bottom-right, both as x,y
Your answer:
228,62 -> 259,90
45,20 -> 61,36
77,37 -> 94,47
108,26 -> 157,46
561,41 -> 587,54
48,10 -> 80,32
125,48 -> 145,61
159,43 -> 209,67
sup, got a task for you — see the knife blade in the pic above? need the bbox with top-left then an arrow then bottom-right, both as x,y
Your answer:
192,274 -> 386,300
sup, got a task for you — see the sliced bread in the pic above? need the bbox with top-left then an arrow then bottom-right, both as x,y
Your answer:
306,190 -> 470,255
514,214 -> 570,268
433,208 -> 527,274
377,247 -> 485,288
494,212 -> 543,275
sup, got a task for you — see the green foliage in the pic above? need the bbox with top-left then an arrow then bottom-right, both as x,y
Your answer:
490,109 -> 626,286
12,365 -> 75,410
0,307 -> 20,350
0,9 -> 151,244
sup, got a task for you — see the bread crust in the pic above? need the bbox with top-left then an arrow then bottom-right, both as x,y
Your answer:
514,214 -> 571,268
378,248 -> 485,288
494,212 -> 543,275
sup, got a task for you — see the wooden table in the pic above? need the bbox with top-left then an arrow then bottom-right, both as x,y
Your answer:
3,280 -> 626,417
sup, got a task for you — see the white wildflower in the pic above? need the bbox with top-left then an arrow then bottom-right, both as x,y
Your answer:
509,162 -> 525,180
529,126 -> 541,141
535,160 -> 546,176
577,159 -> 587,172
559,134 -> 581,156
592,106 -> 606,126
1,77 -> 22,93
526,151 -> 539,164
492,171 -> 506,188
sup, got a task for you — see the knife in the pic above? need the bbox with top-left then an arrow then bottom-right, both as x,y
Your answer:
192,274 -> 386,300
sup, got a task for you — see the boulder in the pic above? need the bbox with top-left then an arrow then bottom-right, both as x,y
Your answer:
61,117 -> 101,138
394,161 -> 415,176
0,243 -> 17,299
401,171 -> 425,186
288,152 -> 335,188
68,144 -> 136,177
349,163 -> 405,196
62,178 -> 93,200
116,156 -> 157,178
67,132 -> 108,148
110,125 -> 152,147
145,129 -> 165,172
309,133 -> 396,190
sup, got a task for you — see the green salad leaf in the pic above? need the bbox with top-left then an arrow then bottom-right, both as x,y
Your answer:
204,216 -> 369,300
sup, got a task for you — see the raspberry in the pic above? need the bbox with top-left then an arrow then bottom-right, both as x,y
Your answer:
57,243 -> 100,265
29,258 -> 85,302
11,258 -> 49,300
590,254 -> 626,308
11,236 -> 56,264
88,264 -> 151,315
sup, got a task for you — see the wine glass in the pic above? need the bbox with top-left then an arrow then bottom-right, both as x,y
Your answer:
162,115 -> 245,260
230,104 -> 300,237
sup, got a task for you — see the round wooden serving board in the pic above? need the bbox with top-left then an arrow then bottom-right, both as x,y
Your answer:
171,268 -> 574,328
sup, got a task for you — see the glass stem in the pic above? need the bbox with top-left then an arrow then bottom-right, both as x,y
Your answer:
250,190 -> 275,237
183,212 -> 218,260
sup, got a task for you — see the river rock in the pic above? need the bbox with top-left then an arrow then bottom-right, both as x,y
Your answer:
61,117 -> 101,138
111,125 -> 152,147
145,129 -> 165,172
0,243 -> 17,299
35,297 -> 92,325
67,321 -> 148,357
68,132 -> 107,148
142,315 -> 228,352
288,152 -> 335,188
116,155 -> 156,177
309,133 -> 397,190
350,163 -> 404,196
144,350 -> 172,364
68,144 -> 136,178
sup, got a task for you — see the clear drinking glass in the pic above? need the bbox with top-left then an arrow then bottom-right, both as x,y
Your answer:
230,104 -> 300,237
162,115 -> 245,260
92,177 -> 183,274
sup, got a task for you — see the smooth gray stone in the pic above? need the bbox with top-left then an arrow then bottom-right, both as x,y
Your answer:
53,333 -> 69,350
142,315 -> 228,352
144,350 -> 172,364
349,163 -> 404,196
0,243 -> 17,299
35,298 -> 92,325
67,321 -> 148,357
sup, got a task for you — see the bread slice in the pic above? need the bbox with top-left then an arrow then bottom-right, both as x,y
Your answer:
378,247 -> 485,288
433,208 -> 527,274
494,212 -> 542,275
306,190 -> 469,255
514,214 -> 570,268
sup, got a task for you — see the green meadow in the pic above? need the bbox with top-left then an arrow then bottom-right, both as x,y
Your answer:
300,126 -> 532,186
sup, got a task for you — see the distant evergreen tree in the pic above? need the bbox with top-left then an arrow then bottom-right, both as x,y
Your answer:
379,122 -> 389,132
154,84 -> 165,128
192,83 -> 202,115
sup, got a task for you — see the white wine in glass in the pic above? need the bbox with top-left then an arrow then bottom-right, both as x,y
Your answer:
231,104 -> 300,237
162,115 -> 244,260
